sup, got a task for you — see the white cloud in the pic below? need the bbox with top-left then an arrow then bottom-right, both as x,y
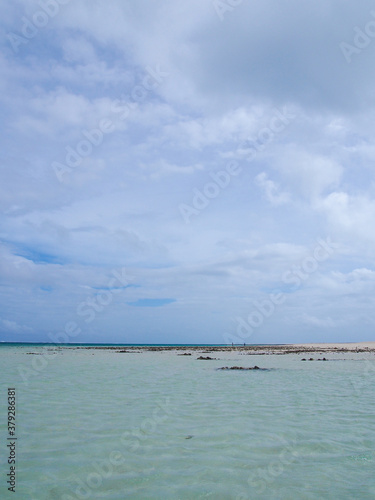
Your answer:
299,314 -> 343,329
317,192 -> 375,244
255,172 -> 290,206
272,147 -> 343,201
0,318 -> 33,334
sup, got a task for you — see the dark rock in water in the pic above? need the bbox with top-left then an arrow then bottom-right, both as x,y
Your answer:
197,356 -> 216,360
116,350 -> 141,353
309,358 -> 314,361
301,358 -> 306,361
219,366 -> 267,371
178,353 -> 192,356
317,357 -> 327,361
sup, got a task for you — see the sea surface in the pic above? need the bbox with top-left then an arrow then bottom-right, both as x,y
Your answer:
1,344 -> 375,499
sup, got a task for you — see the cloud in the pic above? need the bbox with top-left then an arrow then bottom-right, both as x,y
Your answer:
299,314 -> 343,329
0,318 -> 33,334
1,0 -> 375,343
255,172 -> 290,206
317,192 -> 375,245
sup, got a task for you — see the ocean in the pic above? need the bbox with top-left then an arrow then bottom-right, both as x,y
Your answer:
1,344 -> 375,499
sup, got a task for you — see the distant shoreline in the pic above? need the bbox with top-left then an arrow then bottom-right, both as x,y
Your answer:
2,341 -> 375,354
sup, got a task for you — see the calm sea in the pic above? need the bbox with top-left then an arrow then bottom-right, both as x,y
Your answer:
1,345 -> 375,499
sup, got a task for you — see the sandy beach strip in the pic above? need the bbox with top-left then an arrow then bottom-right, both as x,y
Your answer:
290,342 -> 375,352
65,342 -> 375,354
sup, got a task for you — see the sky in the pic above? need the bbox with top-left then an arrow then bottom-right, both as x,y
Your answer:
1,0 -> 375,344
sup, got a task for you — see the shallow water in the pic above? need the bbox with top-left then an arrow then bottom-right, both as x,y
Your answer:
1,346 -> 375,499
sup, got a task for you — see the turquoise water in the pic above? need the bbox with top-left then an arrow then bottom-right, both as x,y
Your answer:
1,346 -> 375,499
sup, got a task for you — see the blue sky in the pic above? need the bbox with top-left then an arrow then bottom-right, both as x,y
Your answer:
1,0 -> 375,344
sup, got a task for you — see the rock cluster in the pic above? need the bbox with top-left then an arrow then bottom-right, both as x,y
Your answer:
219,366 -> 266,370
301,358 -> 327,361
